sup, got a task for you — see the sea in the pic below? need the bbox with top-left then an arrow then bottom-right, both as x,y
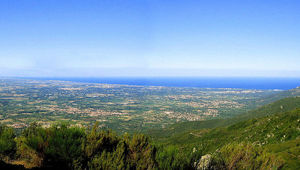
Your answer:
24,77 -> 300,90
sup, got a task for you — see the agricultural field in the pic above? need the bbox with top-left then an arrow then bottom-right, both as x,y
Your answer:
0,78 -> 280,133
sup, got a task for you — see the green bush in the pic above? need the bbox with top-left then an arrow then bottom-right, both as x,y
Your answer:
84,123 -> 157,170
0,125 -> 16,158
219,142 -> 284,170
16,122 -> 85,169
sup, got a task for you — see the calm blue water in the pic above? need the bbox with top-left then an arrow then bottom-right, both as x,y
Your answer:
25,77 -> 300,90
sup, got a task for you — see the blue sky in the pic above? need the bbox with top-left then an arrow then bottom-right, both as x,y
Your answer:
0,0 -> 299,77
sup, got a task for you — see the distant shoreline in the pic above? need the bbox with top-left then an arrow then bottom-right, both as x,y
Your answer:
8,77 -> 300,90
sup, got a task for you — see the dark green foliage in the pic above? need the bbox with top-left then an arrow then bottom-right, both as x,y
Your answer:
43,123 -> 86,168
0,125 -> 16,158
128,134 -> 157,169
11,122 -> 157,169
83,123 -> 157,170
16,122 -> 85,168
84,123 -> 119,158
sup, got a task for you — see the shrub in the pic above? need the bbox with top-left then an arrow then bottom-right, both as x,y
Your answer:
219,142 -> 284,170
0,125 -> 16,158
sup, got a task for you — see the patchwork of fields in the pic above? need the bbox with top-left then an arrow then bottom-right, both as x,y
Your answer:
0,79 -> 279,132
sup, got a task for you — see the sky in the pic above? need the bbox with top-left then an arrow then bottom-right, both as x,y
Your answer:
0,0 -> 300,77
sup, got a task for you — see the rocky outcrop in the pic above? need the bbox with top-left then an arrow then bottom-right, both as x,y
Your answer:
194,153 -> 225,170
195,154 -> 213,170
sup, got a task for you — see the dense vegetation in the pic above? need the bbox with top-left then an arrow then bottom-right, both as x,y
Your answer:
0,122 -> 157,169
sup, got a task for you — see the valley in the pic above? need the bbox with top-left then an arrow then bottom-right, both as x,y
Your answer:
0,78 -> 280,133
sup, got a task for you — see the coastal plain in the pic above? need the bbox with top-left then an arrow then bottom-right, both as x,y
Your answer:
0,79 -> 279,133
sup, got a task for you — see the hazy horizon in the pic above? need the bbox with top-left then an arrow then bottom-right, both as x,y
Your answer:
1,68 -> 300,78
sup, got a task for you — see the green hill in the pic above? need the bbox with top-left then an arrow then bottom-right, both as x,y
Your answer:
257,87 -> 300,105
232,96 -> 300,121
155,101 -> 300,169
164,108 -> 299,146
148,96 -> 300,139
